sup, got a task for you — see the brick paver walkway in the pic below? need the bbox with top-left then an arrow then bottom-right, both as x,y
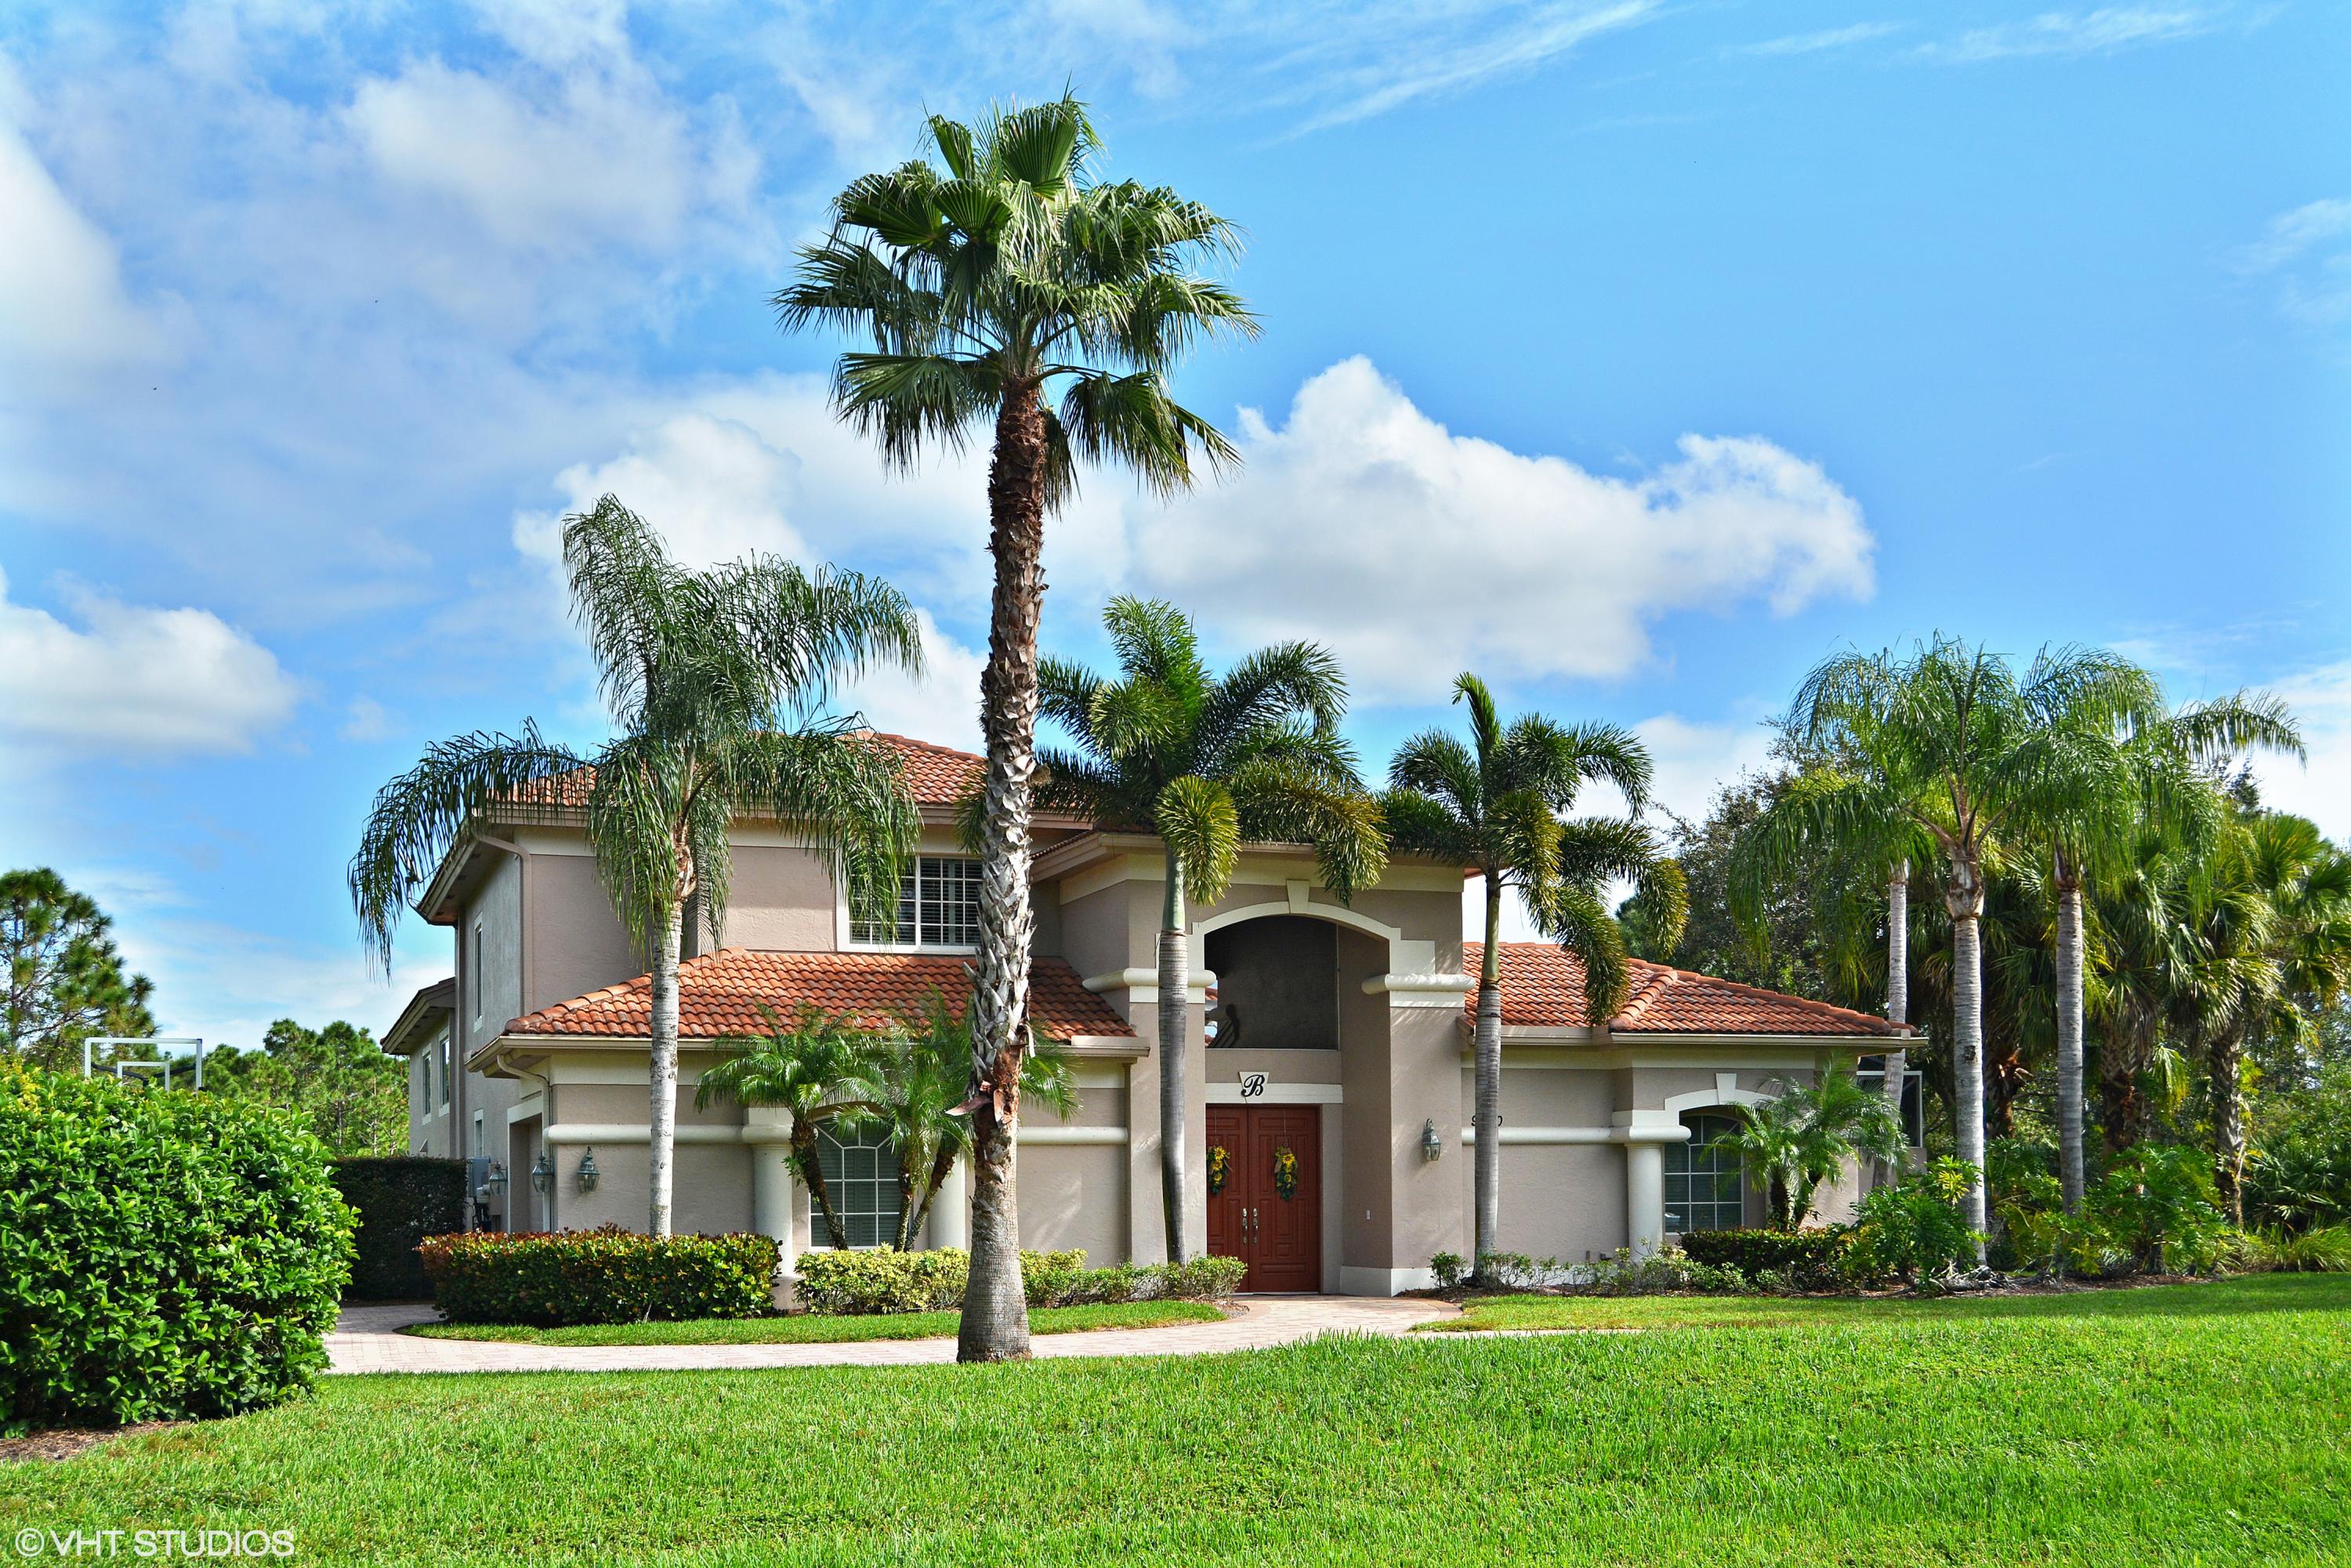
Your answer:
327,1296 -> 1456,1374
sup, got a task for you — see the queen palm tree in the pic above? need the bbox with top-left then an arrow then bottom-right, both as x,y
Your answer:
2025,686 -> 2298,1210
1726,1063 -> 1906,1229
850,995 -> 1079,1251
1031,598 -> 1386,1260
1732,639 -> 2156,1250
777,95 -> 1252,1363
1385,675 -> 1685,1281
697,1005 -> 885,1249
350,497 -> 922,1237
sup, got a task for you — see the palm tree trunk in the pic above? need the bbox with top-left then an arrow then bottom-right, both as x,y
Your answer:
792,1130 -> 849,1249
1882,863 -> 1910,1172
1471,876 -> 1504,1283
958,378 -> 1048,1365
1157,853 -> 1191,1264
1947,876 -> 1988,1258
2055,872 -> 2087,1213
647,899 -> 683,1238
2212,1029 -> 2247,1226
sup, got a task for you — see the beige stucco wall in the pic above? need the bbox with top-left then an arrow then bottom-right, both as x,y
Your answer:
707,844 -> 839,953
1017,1145 -> 1127,1260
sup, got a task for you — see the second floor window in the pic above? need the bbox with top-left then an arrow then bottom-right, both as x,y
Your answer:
851,856 -> 982,948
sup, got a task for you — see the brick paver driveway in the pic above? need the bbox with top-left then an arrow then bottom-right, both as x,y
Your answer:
328,1296 -> 1456,1374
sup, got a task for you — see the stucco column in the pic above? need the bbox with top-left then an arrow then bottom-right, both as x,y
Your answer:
748,1108 -> 795,1248
932,1157 -> 969,1250
1624,1140 -> 1665,1259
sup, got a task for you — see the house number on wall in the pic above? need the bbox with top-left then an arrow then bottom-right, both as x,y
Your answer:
1237,1071 -> 1269,1099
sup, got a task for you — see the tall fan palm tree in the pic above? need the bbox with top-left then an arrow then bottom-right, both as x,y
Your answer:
2026,685 -> 2298,1210
777,95 -> 1252,1362
350,497 -> 923,1237
1732,639 -> 2156,1248
1031,597 -> 1386,1260
1385,675 -> 1686,1279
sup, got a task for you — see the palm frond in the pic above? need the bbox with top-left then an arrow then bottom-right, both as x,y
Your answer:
349,725 -> 586,970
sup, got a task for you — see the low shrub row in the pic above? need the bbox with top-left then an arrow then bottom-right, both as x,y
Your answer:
330,1157 -> 469,1299
1,1063 -> 353,1435
421,1227 -> 780,1326
1678,1226 -> 1853,1287
794,1248 -> 1246,1315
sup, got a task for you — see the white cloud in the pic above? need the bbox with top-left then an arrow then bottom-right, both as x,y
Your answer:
1128,357 -> 1875,701
1923,6 -> 2241,63
340,695 -> 392,743
2233,197 -> 2351,334
514,407 -> 815,574
1630,708 -> 1779,825
0,116 -> 178,376
345,56 -> 756,255
0,567 -> 302,759
839,610 -> 987,753
1732,21 -> 1903,56
2257,661 -> 2351,844
1288,1 -> 1659,134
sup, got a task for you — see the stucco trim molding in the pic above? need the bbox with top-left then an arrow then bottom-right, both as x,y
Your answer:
1019,1125 -> 1130,1146
1190,897 -> 1438,977
1206,1082 -> 1344,1105
1663,1072 -> 1777,1114
1459,1124 -> 1690,1145
543,1122 -> 792,1146
1081,968 -> 1215,1005
1363,972 -> 1475,1008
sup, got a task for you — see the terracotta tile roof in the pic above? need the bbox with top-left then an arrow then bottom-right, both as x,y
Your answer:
1462,942 -> 1907,1037
504,947 -> 1134,1042
502,732 -> 982,813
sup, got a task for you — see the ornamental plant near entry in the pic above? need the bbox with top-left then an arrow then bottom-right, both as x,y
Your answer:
420,1228 -> 781,1326
0,1063 -> 354,1434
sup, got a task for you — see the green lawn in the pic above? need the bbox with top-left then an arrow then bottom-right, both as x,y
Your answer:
1421,1273 -> 2327,1332
405,1300 -> 1222,1345
5,1275 -> 2345,1566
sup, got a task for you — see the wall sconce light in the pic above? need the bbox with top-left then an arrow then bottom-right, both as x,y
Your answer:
484,1160 -> 509,1199
1420,1118 -> 1444,1162
530,1150 -> 555,1194
576,1147 -> 600,1194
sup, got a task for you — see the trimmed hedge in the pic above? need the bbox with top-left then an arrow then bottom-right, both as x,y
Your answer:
0,1063 -> 354,1436
793,1248 -> 1248,1315
330,1157 -> 469,1300
420,1227 -> 780,1326
1678,1227 -> 1852,1287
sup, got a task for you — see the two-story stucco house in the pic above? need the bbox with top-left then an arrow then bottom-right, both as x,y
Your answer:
383,732 -> 1916,1294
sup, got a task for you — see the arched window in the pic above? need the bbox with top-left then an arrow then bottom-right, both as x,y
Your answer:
1665,1113 -> 1744,1233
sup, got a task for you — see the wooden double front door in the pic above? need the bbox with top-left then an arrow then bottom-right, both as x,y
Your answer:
1205,1105 -> 1321,1293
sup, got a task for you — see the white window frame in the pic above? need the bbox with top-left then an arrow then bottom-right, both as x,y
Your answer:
471,924 -> 485,1023
810,1124 -> 905,1249
840,855 -> 983,954
1664,1112 -> 1746,1234
472,1110 -> 486,1157
438,1030 -> 452,1112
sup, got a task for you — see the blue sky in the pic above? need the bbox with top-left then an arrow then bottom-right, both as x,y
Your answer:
1,0 -> 2345,1051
